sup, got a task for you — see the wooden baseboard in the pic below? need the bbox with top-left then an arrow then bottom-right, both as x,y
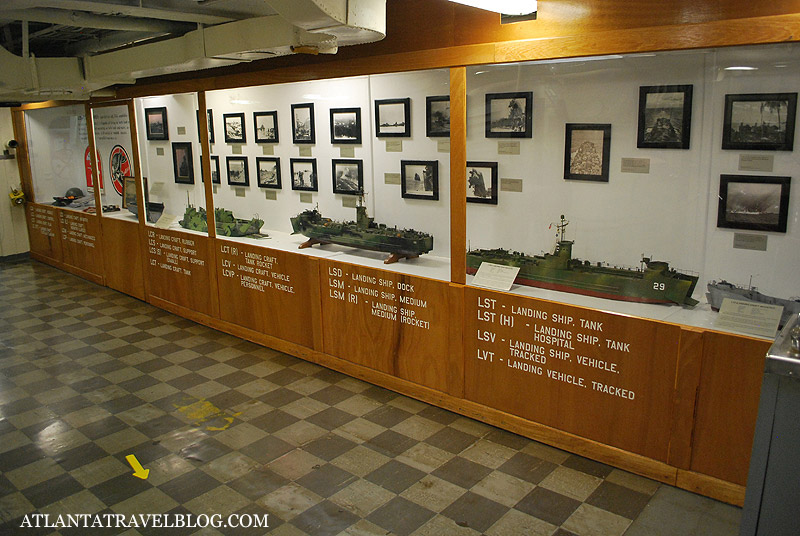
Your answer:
676,469 -> 746,506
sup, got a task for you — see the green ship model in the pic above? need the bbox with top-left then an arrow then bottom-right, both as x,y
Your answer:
290,197 -> 433,264
179,206 -> 266,238
467,215 -> 699,306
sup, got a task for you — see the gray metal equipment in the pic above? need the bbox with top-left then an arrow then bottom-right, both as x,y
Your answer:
740,313 -> 800,536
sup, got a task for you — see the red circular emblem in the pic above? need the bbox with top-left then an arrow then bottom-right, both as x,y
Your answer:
109,145 -> 131,196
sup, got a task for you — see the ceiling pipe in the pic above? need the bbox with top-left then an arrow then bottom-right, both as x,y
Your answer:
0,0 -> 233,25
0,8 -> 197,33
65,30 -> 161,56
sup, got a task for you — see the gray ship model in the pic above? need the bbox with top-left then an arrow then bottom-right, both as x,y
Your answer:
706,279 -> 800,327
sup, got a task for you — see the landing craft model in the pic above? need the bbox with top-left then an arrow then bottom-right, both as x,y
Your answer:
179,206 -> 266,237
467,215 -> 699,306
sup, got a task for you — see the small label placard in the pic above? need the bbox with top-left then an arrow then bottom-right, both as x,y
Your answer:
299,193 -> 313,203
739,154 -> 774,172
733,232 -> 768,251
500,178 -> 523,192
340,146 -> 355,158
384,172 -> 401,185
620,157 -> 650,174
299,146 -> 312,157
497,141 -> 521,155
235,188 -> 246,197
232,145 -> 243,155
177,126 -> 186,135
149,182 -> 165,196
154,213 -> 177,229
264,190 -> 277,200
437,140 -> 451,153
716,298 -> 783,339
471,262 -> 521,292
212,185 -> 218,194
385,140 -> 403,152
261,145 -> 274,155
342,196 -> 358,208
156,148 -> 165,156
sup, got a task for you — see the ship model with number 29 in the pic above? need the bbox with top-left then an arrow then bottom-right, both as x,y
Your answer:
706,278 -> 800,327
290,196 -> 433,264
466,215 -> 699,306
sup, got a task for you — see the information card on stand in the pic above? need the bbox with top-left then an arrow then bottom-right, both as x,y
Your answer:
716,298 -> 783,339
472,262 -> 520,291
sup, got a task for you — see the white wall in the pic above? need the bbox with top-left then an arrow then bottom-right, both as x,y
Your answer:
0,108 -> 29,256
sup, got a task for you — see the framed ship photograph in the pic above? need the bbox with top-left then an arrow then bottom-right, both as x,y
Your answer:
722,92 -> 797,151
290,158 -> 318,191
226,156 -> 249,186
400,160 -> 439,201
717,174 -> 790,233
256,157 -> 281,189
171,142 -> 194,184
637,85 -> 693,149
485,91 -> 532,138
466,161 -> 498,204
254,111 -> 279,143
223,112 -> 246,144
426,96 -> 450,137
291,103 -> 316,144
122,176 -> 136,209
375,98 -> 411,137
564,123 -> 612,182
145,107 -> 168,141
332,159 -> 363,194
210,155 -> 221,184
330,108 -> 362,144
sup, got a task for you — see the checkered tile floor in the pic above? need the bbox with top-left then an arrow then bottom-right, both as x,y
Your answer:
0,257 -> 742,535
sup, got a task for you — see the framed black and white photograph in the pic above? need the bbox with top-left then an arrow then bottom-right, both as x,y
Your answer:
564,124 -> 612,182
722,93 -> 797,151
256,157 -> 281,189
485,92 -> 532,138
332,159 -> 363,195
195,109 -> 214,143
466,161 -> 498,204
401,160 -> 438,201
637,85 -> 693,149
375,98 -> 410,137
223,113 -> 246,144
717,174 -> 791,233
210,155 -> 220,184
145,107 -> 168,141
291,103 -> 315,144
426,96 -> 450,137
290,158 -> 317,191
171,142 -> 194,184
254,111 -> 279,143
330,108 -> 362,144
226,156 -> 249,186
122,176 -> 136,209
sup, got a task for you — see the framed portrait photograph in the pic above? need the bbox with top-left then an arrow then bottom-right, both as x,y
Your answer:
330,108 -> 362,144
290,158 -> 318,191
564,124 -> 612,182
375,98 -> 411,137
722,93 -> 797,151
209,155 -> 220,184
256,157 -> 281,189
226,156 -> 249,187
400,160 -> 439,201
466,161 -> 498,204
426,96 -> 450,137
485,92 -> 532,138
171,142 -> 194,184
291,103 -> 316,144
254,111 -> 279,143
145,107 -> 168,141
122,176 -> 137,209
637,85 -> 693,149
717,174 -> 790,233
223,112 -> 246,144
332,159 -> 364,195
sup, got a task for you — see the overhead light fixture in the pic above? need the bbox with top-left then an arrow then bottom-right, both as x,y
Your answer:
448,0 -> 537,16
724,66 -> 758,71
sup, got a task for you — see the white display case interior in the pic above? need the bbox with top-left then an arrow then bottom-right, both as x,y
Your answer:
90,104 -> 138,221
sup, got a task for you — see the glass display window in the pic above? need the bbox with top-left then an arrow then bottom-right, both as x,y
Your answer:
89,104 -> 137,221
465,44 -> 799,337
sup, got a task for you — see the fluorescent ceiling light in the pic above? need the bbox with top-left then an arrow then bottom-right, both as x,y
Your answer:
449,0 -> 537,16
724,66 -> 758,71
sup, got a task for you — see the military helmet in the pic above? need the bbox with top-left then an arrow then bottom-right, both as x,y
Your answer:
65,187 -> 84,198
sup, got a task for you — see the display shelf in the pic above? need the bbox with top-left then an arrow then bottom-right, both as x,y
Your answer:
102,210 -> 138,222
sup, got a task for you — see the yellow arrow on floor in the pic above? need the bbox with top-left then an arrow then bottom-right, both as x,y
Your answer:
125,454 -> 150,480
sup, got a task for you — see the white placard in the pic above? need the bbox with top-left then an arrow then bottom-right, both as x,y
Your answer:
738,154 -> 774,172
385,140 -> 403,152
299,146 -> 313,157
154,213 -> 178,229
437,139 -> 450,153
471,262 -> 520,292
715,298 -> 783,339
340,146 -> 355,158
261,145 -> 274,155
